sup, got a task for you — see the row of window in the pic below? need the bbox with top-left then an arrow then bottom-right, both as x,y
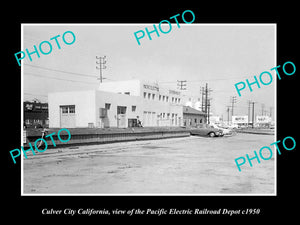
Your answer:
158,112 -> 178,119
60,104 -> 182,118
183,118 -> 204,126
143,92 -> 181,103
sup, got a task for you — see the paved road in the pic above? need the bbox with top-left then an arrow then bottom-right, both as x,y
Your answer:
23,133 -> 275,195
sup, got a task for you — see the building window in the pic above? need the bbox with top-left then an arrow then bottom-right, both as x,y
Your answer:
105,103 -> 111,110
117,106 -> 127,114
159,95 -> 161,101
178,98 -> 181,103
148,93 -> 151,99
132,105 -> 136,112
144,92 -> 147,98
124,92 -> 130,95
152,93 -> 155,100
162,96 -> 165,101
166,96 -> 169,102
195,118 -> 197,123
61,105 -> 75,114
61,106 -> 69,114
69,105 -> 75,114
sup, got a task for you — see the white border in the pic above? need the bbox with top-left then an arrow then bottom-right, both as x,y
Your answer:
21,23 -> 277,196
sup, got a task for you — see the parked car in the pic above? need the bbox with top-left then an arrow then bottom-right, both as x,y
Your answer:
227,124 -> 239,129
210,123 -> 232,135
190,124 -> 223,137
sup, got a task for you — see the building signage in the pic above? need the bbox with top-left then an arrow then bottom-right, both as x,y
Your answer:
143,84 -> 159,91
232,116 -> 248,124
169,90 -> 180,95
256,116 -> 271,123
25,103 -> 33,110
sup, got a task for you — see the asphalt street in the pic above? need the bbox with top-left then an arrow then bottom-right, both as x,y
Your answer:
23,133 -> 275,195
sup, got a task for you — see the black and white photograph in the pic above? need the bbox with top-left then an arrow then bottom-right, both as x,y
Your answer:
21,24 -> 276,195
4,5 -> 298,221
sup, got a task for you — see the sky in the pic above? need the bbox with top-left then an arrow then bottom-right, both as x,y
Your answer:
22,24 -> 276,120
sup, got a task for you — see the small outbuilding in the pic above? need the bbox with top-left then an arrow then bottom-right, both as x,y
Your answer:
183,106 -> 206,127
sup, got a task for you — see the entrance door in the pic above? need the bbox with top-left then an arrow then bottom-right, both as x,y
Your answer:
117,106 -> 127,128
60,105 -> 76,128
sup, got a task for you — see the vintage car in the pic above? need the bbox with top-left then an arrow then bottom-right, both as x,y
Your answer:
210,123 -> 233,135
190,124 -> 224,137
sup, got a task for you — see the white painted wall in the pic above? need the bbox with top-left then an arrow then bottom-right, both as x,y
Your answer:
48,90 -> 96,128
49,87 -> 183,128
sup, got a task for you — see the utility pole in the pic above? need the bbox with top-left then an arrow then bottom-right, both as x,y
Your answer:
247,100 -> 252,127
200,86 -> 205,112
207,99 -> 211,124
96,55 -> 107,83
202,83 -> 213,124
204,83 -> 213,124
177,80 -> 187,90
230,96 -> 237,118
251,101 -> 256,128
205,83 -> 208,116
226,106 -> 231,125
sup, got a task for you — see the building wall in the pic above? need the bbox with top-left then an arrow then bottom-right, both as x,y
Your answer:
49,82 -> 184,128
48,90 -> 96,128
98,80 -> 183,127
183,113 -> 206,127
24,101 -> 49,127
95,90 -> 183,127
95,90 -> 141,128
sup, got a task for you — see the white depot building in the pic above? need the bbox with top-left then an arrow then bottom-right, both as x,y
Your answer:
48,80 -> 184,128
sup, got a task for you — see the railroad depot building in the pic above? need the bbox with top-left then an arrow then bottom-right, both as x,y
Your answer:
48,80 -> 184,128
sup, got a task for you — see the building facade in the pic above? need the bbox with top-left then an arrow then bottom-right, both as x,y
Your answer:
256,115 -> 272,127
48,80 -> 184,128
182,106 -> 206,127
232,115 -> 248,126
24,101 -> 49,128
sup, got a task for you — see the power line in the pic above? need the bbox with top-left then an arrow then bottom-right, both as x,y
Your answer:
25,72 -> 97,85
24,92 -> 47,97
160,75 -> 250,84
24,64 -> 98,79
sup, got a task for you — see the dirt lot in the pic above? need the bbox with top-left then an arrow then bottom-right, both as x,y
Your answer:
23,133 -> 275,195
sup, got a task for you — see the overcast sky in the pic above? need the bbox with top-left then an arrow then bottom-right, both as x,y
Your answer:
23,24 -> 276,119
